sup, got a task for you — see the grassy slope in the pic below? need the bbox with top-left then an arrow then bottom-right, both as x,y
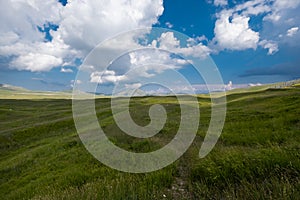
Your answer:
0,88 -> 300,199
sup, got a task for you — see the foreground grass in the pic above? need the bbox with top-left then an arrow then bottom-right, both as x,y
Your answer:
0,88 -> 300,199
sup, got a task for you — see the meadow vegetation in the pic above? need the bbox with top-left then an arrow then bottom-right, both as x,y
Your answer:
0,88 -> 299,199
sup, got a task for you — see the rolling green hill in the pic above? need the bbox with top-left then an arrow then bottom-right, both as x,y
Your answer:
0,87 -> 300,199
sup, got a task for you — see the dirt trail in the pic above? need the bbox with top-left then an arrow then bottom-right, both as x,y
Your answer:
168,151 -> 194,200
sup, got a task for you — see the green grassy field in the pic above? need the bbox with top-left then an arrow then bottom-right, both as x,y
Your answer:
0,88 -> 300,199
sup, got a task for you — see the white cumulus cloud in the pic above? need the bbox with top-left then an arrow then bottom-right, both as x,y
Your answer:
214,0 -> 228,7
213,12 -> 260,51
90,70 -> 127,84
259,40 -> 279,55
61,68 -> 73,73
0,0 -> 164,72
287,27 -> 299,37
165,22 -> 173,28
156,32 -> 211,58
11,53 -> 63,72
264,0 -> 300,23
211,0 -> 300,54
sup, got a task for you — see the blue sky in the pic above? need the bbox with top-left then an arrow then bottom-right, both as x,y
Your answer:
0,0 -> 300,92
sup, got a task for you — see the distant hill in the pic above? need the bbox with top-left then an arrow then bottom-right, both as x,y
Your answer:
0,84 -> 29,92
0,84 -> 72,99
1,79 -> 300,99
0,84 -> 107,99
219,78 -> 300,96
113,88 -> 148,97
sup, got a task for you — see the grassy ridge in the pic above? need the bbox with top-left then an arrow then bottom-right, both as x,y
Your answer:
0,88 -> 300,199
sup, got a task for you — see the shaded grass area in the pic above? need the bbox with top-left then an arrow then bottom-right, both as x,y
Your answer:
0,88 -> 300,199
